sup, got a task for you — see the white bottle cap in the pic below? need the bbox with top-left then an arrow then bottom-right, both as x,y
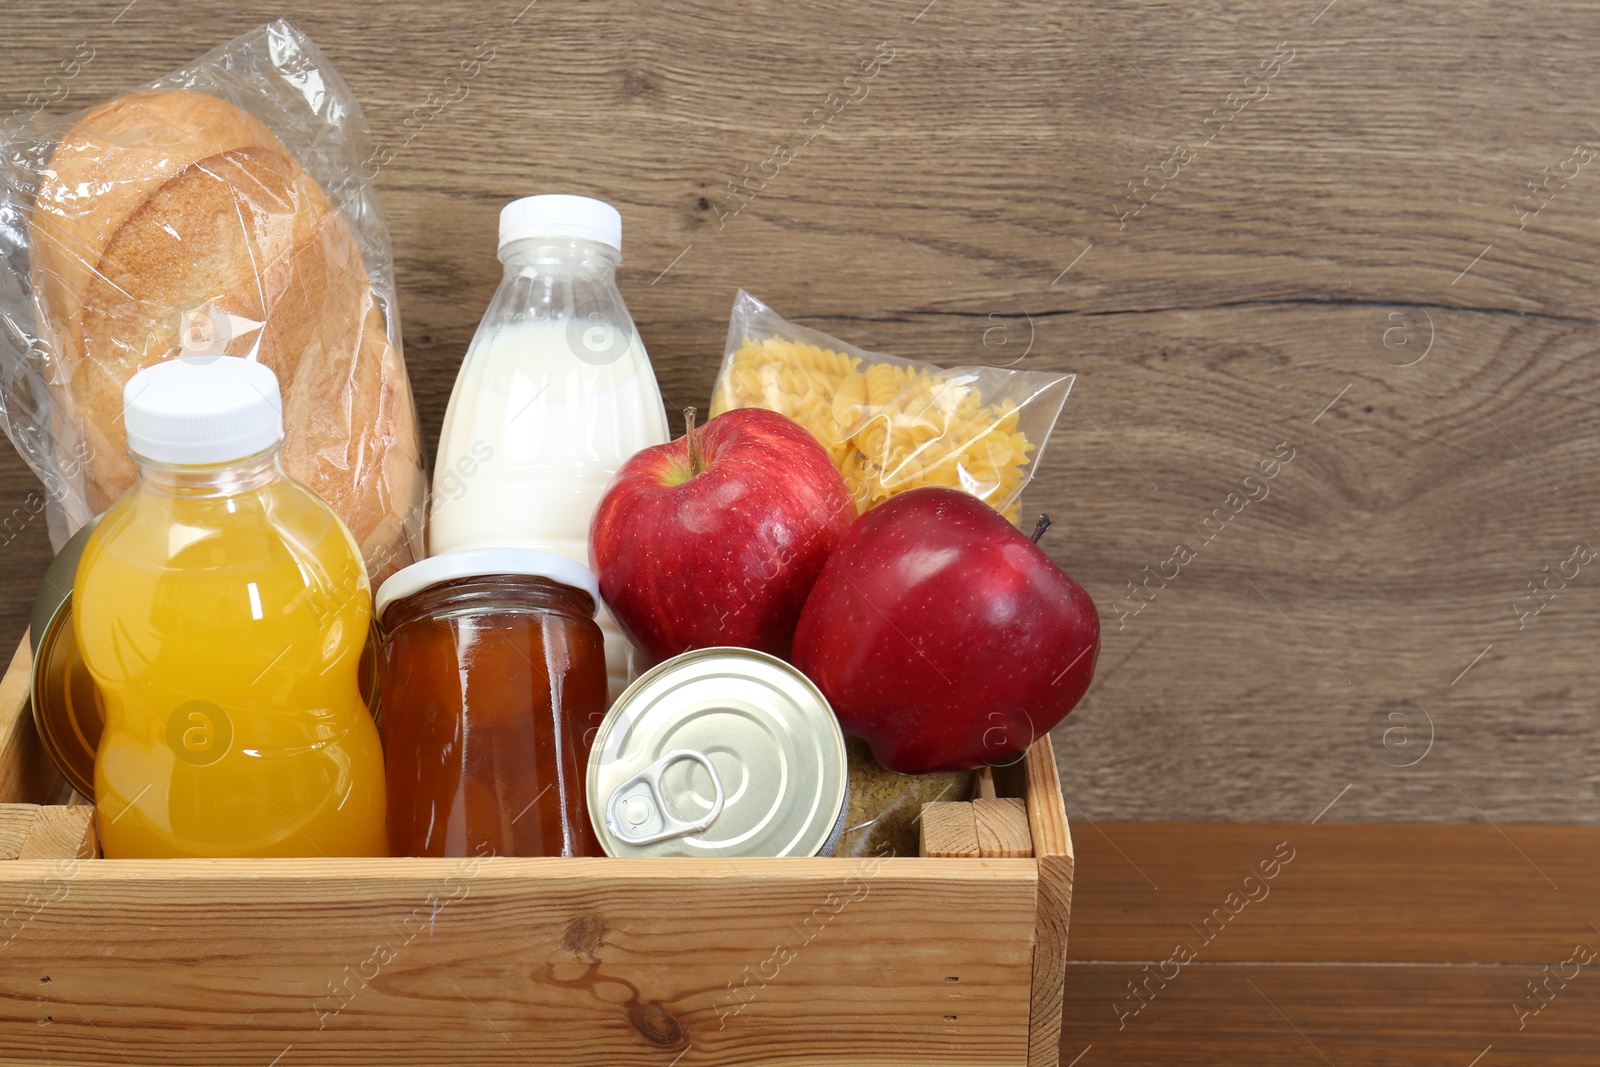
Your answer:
498,194 -> 622,253
123,357 -> 284,465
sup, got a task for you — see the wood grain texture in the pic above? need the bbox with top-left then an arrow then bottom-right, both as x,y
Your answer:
0,806 -> 38,861
1021,738 -> 1073,1067
0,0 -> 1591,821
974,799 -> 1032,859
14,805 -> 95,859
0,633 -> 60,806
0,856 -> 1037,1066
0,804 -> 95,860
1062,963 -> 1599,1066
1067,821 -> 1599,966
1064,822 -> 1600,1064
920,802 -> 980,858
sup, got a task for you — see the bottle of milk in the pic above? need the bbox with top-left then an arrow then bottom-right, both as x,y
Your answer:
430,195 -> 670,703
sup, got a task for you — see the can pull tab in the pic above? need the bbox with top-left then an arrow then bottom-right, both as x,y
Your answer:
605,749 -> 725,846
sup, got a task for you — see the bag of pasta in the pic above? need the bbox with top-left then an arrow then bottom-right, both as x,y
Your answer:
710,290 -> 1073,522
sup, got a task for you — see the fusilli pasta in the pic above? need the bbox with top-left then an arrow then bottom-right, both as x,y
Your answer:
711,336 -> 1035,520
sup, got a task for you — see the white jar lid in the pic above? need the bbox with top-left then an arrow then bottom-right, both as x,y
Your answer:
498,194 -> 622,253
123,357 -> 284,465
374,547 -> 602,623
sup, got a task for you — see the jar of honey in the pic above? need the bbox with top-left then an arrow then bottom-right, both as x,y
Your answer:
374,549 -> 608,857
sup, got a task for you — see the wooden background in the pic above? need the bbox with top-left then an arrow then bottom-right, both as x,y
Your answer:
2,0 -> 1598,830
5,4 -> 1600,1064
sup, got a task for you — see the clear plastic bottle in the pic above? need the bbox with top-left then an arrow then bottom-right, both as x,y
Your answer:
429,195 -> 669,703
77,357 -> 387,858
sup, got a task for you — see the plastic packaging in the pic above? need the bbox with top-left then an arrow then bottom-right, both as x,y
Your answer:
429,195 -> 669,703
710,290 -> 1073,522
79,358 -> 386,858
830,737 -> 975,858
0,20 -> 426,584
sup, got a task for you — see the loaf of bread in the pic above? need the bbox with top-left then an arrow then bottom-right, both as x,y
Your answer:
28,89 -> 425,584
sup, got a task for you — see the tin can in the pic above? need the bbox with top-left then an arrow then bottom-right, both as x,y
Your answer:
29,515 -> 381,801
587,647 -> 848,858
29,517 -> 102,800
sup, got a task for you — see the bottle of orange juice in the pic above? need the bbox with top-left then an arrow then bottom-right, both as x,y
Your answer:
76,357 -> 386,858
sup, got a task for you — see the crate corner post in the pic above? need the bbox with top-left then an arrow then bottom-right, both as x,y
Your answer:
1024,737 -> 1073,1067
0,633 -> 61,805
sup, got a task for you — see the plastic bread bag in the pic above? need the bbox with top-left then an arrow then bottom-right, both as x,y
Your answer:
710,290 -> 1073,522
0,19 -> 426,584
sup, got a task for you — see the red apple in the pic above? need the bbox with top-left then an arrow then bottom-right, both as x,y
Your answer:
590,407 -> 856,662
792,487 -> 1099,773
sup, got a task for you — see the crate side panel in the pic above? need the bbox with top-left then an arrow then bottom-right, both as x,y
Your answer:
0,857 -> 1036,1067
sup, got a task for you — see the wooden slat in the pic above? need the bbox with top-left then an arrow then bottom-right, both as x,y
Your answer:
0,636 -> 59,806
1062,963 -> 1599,1066
1061,821 -> 1600,1063
1023,739 -> 1072,1067
920,802 -> 979,858
973,799 -> 1031,859
16,805 -> 96,860
0,856 -> 1036,1066
1068,822 -> 1600,965
0,806 -> 39,861
0,805 -> 98,860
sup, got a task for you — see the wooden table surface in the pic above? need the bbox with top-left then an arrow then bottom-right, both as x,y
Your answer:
2,4 -> 1598,1061
1067,822 -> 1600,1065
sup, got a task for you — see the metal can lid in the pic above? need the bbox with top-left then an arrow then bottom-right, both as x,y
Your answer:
30,514 -> 101,658
32,596 -> 102,799
587,647 -> 848,858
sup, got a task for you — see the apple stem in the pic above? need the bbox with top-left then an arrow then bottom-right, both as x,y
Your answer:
684,407 -> 705,475
1030,514 -> 1052,544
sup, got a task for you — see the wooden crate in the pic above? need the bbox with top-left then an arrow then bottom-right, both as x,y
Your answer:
0,634 -> 1072,1066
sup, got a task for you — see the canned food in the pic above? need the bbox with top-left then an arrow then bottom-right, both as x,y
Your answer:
587,647 -> 848,858
30,516 -> 104,799
30,516 -> 380,801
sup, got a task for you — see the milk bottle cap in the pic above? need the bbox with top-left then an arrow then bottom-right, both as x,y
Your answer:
123,356 -> 284,465
498,195 -> 622,253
